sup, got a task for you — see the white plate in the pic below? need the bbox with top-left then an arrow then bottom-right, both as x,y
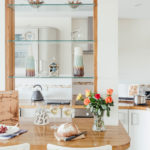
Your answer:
0,125 -> 20,137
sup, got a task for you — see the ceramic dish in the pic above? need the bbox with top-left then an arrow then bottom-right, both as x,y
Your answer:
0,125 -> 20,137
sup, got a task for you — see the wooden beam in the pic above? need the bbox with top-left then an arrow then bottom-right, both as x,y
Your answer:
94,0 -> 98,92
5,0 -> 15,90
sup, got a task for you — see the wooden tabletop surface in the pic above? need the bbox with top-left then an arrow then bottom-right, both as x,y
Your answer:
0,118 -> 130,150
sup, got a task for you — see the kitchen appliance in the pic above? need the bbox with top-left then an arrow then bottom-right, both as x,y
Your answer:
145,91 -> 150,100
134,93 -> 150,105
31,84 -> 44,101
134,95 -> 147,105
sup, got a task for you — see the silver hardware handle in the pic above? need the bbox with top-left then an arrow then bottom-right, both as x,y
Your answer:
131,113 -> 139,126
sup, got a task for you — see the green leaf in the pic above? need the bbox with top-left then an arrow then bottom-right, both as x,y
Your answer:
98,109 -> 101,115
101,104 -> 107,110
106,106 -> 111,117
87,104 -> 90,109
90,106 -> 93,112
107,109 -> 110,117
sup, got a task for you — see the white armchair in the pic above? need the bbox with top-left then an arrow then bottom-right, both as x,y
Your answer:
47,144 -> 112,150
0,143 -> 30,150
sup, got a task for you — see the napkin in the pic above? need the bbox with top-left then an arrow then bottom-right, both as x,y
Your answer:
0,129 -> 27,140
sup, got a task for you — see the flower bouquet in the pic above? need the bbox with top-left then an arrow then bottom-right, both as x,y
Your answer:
76,89 -> 114,131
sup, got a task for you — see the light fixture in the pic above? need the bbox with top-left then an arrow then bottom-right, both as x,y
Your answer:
132,0 -> 143,7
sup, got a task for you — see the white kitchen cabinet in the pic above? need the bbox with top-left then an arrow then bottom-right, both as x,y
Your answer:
118,109 -> 129,133
20,108 -> 62,118
20,108 -> 35,118
129,110 -> 150,150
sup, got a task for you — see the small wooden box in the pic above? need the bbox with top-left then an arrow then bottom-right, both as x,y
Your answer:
0,91 -> 19,125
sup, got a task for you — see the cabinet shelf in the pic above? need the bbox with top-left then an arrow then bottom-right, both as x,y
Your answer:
9,40 -> 95,43
9,76 -> 94,79
8,3 -> 94,12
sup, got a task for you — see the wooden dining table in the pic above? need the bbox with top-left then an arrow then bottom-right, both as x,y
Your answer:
0,118 -> 130,150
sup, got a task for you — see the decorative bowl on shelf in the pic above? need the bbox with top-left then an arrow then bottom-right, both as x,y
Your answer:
28,0 -> 44,8
68,0 -> 82,9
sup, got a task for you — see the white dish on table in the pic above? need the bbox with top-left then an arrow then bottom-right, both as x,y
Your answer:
0,125 -> 20,137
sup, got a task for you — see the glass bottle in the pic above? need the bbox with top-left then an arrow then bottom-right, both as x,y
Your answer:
26,46 -> 35,77
73,47 -> 84,77
49,57 -> 59,77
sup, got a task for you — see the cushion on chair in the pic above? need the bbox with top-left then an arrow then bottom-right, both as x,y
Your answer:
47,144 -> 112,150
0,143 -> 30,150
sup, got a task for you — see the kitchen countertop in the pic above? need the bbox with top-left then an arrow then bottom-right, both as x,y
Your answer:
0,118 -> 130,150
118,100 -> 150,110
19,99 -> 150,110
19,99 -> 84,109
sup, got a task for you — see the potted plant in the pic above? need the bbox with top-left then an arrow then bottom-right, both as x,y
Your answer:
76,89 -> 114,131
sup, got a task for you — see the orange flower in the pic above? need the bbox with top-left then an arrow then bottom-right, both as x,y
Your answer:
107,89 -> 113,96
105,96 -> 113,104
85,89 -> 91,97
84,98 -> 91,106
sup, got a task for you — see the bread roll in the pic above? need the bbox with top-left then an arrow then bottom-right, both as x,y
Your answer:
57,122 -> 79,137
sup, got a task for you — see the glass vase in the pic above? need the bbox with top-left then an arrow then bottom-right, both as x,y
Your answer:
92,115 -> 105,132
73,47 -> 84,77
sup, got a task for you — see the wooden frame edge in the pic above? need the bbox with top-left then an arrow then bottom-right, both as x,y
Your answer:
5,0 -> 15,90
94,0 -> 98,92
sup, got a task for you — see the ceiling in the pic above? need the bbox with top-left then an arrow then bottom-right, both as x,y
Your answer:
119,0 -> 150,19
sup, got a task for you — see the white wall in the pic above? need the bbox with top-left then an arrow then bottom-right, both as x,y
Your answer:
119,19 -> 150,84
98,0 -> 118,125
0,0 -> 5,90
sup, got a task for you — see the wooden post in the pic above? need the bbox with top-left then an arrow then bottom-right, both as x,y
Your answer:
94,0 -> 98,92
5,0 -> 15,90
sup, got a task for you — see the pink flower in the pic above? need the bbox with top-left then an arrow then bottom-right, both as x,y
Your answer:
95,94 -> 101,99
84,98 -> 91,106
107,89 -> 113,96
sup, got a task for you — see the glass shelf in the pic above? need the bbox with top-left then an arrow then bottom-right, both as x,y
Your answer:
8,3 -> 94,12
9,40 -> 95,43
9,76 -> 94,79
